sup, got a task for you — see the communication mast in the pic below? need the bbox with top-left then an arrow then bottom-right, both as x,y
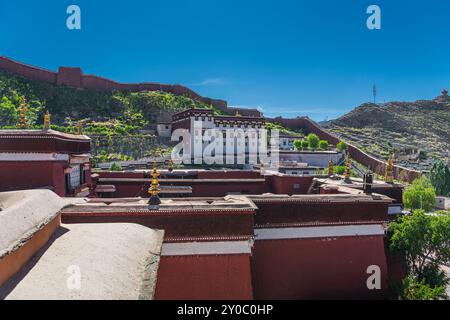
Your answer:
372,84 -> 377,104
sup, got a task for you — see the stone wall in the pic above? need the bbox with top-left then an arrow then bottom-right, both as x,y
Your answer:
0,56 -> 227,110
270,116 -> 421,183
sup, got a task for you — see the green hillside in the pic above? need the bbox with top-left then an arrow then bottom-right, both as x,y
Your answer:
324,96 -> 450,171
0,69 -> 222,135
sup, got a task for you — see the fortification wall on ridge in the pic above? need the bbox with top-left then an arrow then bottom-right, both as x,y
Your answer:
270,116 -> 421,183
0,56 -> 227,109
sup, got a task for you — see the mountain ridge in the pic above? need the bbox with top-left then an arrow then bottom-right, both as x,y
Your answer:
324,92 -> 450,171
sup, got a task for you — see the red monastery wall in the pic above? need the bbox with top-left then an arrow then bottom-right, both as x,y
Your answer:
270,117 -> 421,183
267,175 -> 314,195
93,171 -> 315,197
252,236 -> 389,299
197,170 -> 262,179
155,255 -> 253,300
0,161 -> 66,196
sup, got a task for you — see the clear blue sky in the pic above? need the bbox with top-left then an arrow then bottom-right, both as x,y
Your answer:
1,0 -> 449,121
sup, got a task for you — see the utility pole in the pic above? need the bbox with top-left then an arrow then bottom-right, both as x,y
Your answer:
372,84 -> 377,104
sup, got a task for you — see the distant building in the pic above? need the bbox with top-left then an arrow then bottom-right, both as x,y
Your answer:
156,122 -> 172,137
279,134 -> 302,150
277,162 -> 322,176
435,196 -> 450,210
172,108 -> 266,163
279,150 -> 343,168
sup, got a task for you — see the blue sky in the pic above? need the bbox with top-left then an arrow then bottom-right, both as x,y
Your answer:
1,0 -> 449,121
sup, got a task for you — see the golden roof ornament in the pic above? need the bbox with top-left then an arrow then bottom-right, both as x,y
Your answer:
148,161 -> 161,209
18,96 -> 28,129
328,160 -> 334,176
385,154 -> 394,184
168,159 -> 174,173
43,111 -> 51,130
344,154 -> 352,183
260,161 -> 265,175
76,121 -> 82,135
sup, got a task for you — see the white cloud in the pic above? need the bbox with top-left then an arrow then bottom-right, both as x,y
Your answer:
190,78 -> 227,86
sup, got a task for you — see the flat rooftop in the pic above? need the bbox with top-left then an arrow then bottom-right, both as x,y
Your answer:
248,193 -> 393,203
62,195 -> 258,213
0,223 -> 163,300
0,129 -> 90,141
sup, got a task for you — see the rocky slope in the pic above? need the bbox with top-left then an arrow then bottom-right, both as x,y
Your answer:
323,91 -> 450,171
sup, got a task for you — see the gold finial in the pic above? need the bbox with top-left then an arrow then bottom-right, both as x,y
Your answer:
148,161 -> 161,197
328,160 -> 334,176
18,96 -> 28,129
76,121 -> 82,135
385,153 -> 394,184
344,154 -> 352,183
235,110 -> 241,117
43,111 -> 51,130
260,161 -> 265,175
168,159 -> 174,173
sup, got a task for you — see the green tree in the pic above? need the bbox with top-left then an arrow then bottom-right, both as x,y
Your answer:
429,160 -> 450,196
293,140 -> 303,150
306,133 -> 320,149
401,276 -> 448,300
318,140 -> 329,150
337,141 -> 348,152
110,163 -> 123,171
301,140 -> 309,150
0,96 -> 17,126
388,210 -> 450,300
403,177 -> 436,212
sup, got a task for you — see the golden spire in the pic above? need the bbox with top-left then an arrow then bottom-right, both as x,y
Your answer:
328,160 -> 334,176
344,154 -> 352,182
235,110 -> 241,117
385,153 -> 394,184
43,111 -> 51,130
260,160 -> 265,175
18,96 -> 27,129
148,161 -> 161,197
76,121 -> 82,135
168,159 -> 174,173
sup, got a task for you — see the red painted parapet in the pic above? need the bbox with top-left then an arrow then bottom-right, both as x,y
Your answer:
93,171 -> 316,198
250,196 -> 391,226
266,175 -> 314,195
0,130 -> 91,154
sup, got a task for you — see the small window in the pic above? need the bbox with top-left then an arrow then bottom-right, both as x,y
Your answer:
293,183 -> 300,190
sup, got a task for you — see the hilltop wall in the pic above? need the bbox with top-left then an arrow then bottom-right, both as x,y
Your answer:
0,56 -> 227,110
270,116 -> 421,183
